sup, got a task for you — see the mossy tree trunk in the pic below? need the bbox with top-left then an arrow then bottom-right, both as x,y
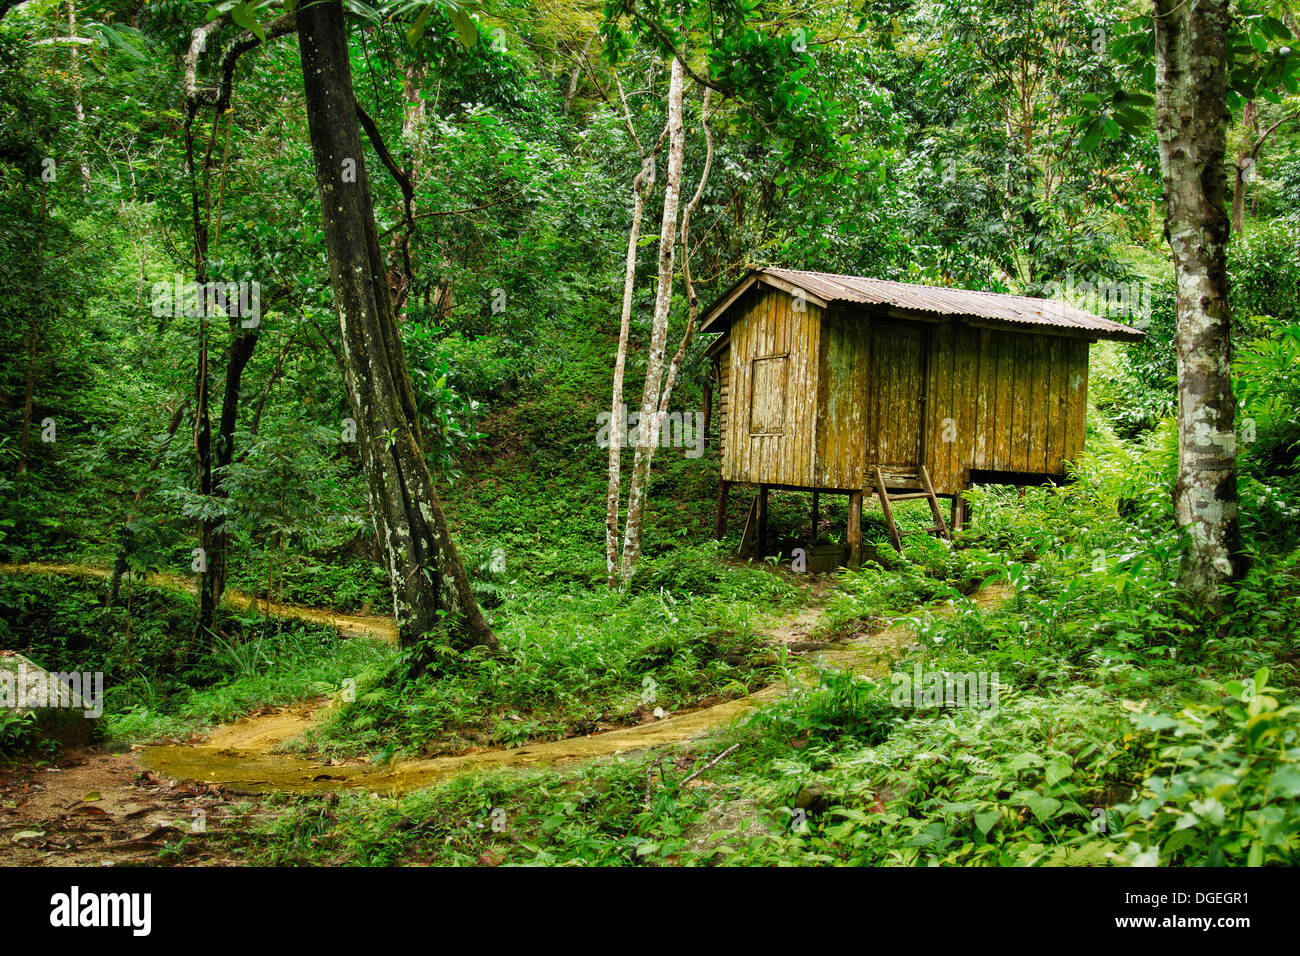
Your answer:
296,0 -> 496,655
1153,0 -> 1245,609
619,57 -> 686,583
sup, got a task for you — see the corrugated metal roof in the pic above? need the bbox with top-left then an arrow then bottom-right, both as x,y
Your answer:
702,268 -> 1144,341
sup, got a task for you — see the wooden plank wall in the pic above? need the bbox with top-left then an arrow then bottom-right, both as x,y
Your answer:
924,325 -> 1090,494
814,312 -> 870,489
715,293 -> 1092,495
721,289 -> 821,487
866,322 -> 928,475
716,345 -> 730,460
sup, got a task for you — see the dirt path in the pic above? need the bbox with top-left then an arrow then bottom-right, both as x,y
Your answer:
0,562 -> 397,642
140,583 -> 1010,794
0,749 -> 260,866
1,561 -> 1009,863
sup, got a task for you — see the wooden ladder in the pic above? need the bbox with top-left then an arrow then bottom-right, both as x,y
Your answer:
870,466 -> 950,552
736,488 -> 770,557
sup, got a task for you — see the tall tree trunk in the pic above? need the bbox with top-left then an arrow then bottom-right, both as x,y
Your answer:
1153,0 -> 1244,608
605,153 -> 655,587
562,35 -> 594,114
401,59 -> 426,141
67,0 -> 90,191
1230,99 -> 1256,234
19,190 -> 47,476
296,0 -> 496,655
656,90 -> 713,423
194,313 -> 218,632
183,33 -> 222,637
205,325 -> 259,610
619,57 -> 685,582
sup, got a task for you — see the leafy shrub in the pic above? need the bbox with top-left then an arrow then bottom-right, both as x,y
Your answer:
0,707 -> 36,757
1115,670 -> 1300,865
1229,222 -> 1300,327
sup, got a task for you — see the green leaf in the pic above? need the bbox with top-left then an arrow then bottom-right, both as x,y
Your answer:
974,810 -> 1000,836
448,9 -> 479,48
1045,757 -> 1073,787
1267,766 -> 1300,798
1023,792 -> 1062,822
230,3 -> 267,41
1133,713 -> 1181,732
406,6 -> 433,47
1007,752 -> 1044,771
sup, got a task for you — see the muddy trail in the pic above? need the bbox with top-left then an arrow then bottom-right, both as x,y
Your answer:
141,585 -> 1009,793
0,562 -> 397,642
0,561 -> 1009,863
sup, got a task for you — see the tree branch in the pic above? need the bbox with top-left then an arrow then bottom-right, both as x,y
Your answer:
355,101 -> 414,221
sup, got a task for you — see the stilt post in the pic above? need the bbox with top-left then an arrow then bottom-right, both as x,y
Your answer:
848,489 -> 863,566
714,479 -> 730,540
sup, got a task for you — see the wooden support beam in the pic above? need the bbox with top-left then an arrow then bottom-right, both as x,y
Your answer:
873,467 -> 903,553
847,490 -> 863,566
919,466 -> 950,540
737,492 -> 758,557
714,479 -> 730,540
756,484 -> 769,558
810,490 -> 820,543
701,369 -> 713,454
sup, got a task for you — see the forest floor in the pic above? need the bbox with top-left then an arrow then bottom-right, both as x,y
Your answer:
0,563 -> 1007,866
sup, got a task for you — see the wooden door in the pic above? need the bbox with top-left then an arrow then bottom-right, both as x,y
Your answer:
866,322 -> 927,474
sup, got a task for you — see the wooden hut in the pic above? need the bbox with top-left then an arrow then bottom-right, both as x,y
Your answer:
701,268 -> 1143,561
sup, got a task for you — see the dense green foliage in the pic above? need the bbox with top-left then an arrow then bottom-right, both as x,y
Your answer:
1,0 -> 1298,867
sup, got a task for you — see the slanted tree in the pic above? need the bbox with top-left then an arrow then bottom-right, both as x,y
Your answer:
605,71 -> 659,588
296,0 -> 496,655
1230,100 -> 1299,232
608,58 -> 715,585
617,56 -> 685,582
1153,0 -> 1245,607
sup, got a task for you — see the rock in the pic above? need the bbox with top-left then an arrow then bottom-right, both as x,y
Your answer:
793,783 -> 830,813
0,652 -> 98,749
682,798 -> 768,855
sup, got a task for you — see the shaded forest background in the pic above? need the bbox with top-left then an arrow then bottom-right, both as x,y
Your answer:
1,0 -> 1299,867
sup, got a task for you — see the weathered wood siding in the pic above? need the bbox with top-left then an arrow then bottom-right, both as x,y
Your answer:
813,311 -> 870,489
716,344 -> 730,460
717,288 -> 1090,495
866,322 -> 928,476
924,324 -> 1089,493
721,288 -> 821,486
